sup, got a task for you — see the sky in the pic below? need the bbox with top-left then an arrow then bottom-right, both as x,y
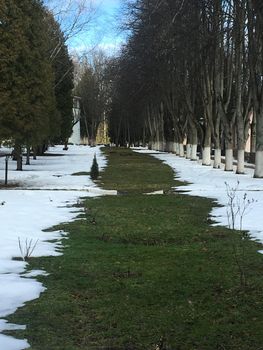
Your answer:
44,0 -> 127,57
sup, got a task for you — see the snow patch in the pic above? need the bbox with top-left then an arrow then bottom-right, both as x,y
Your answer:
146,190 -> 164,195
0,145 -> 108,349
134,149 -> 263,247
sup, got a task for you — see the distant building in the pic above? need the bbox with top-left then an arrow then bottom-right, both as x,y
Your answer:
69,97 -> 110,145
69,96 -> 81,145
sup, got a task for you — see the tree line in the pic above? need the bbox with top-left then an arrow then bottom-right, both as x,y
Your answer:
107,0 -> 263,177
0,0 -> 74,170
74,51 -> 109,146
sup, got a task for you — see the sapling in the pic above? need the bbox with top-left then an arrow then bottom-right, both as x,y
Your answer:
18,237 -> 38,261
90,154 -> 99,180
225,181 -> 256,287
225,181 -> 255,231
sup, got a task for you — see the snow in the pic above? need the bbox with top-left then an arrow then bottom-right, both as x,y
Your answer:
2,145 -> 262,349
146,190 -> 164,195
0,335 -> 28,350
135,149 -> 263,247
0,145 -> 113,349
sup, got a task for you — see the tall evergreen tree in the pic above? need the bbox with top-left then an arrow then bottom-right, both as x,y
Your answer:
45,11 -> 74,148
0,0 -> 56,170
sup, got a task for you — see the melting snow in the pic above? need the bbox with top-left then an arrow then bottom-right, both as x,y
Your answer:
0,145 -> 111,349
135,149 -> 263,245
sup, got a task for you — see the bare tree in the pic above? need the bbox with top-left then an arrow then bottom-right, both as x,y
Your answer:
247,0 -> 263,177
75,51 -> 109,145
45,0 -> 98,59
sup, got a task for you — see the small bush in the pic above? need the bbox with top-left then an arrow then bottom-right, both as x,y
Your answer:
90,155 -> 99,180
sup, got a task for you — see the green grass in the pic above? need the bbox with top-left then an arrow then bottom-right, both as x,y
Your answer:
6,147 -> 263,350
71,171 -> 90,176
99,147 -> 184,193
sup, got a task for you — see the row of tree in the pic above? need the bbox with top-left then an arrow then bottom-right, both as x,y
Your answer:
74,51 -> 110,145
108,0 -> 263,177
0,0 -> 74,169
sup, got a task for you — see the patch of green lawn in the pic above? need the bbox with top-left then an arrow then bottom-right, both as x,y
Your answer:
72,172 -> 90,176
99,147 -> 183,193
7,147 -> 263,350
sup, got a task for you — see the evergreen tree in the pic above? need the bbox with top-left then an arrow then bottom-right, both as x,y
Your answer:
0,0 -> 57,170
90,155 -> 99,180
45,11 -> 74,148
0,0 -> 25,139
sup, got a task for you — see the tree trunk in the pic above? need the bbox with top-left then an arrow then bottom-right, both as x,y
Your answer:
225,148 -> 233,171
161,140 -> 166,152
171,142 -> 177,154
254,111 -> 263,177
202,147 -> 211,165
224,124 -> 234,171
26,146 -> 30,165
63,139 -> 69,151
247,0 -> 263,176
166,141 -> 173,153
251,116 -> 256,153
186,144 -> 191,159
237,150 -> 245,173
214,149 -> 221,168
33,147 -> 37,160
202,126 -> 211,166
175,142 -> 180,155
213,108 -> 222,169
235,1 -> 246,174
202,71 -> 213,166
190,126 -> 198,161
179,143 -> 184,157
255,152 -> 263,177
236,115 -> 245,174
89,137 -> 96,147
225,133 -> 234,171
36,144 -> 48,156
14,143 -> 22,171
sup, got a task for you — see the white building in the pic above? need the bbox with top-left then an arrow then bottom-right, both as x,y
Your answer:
69,96 -> 81,144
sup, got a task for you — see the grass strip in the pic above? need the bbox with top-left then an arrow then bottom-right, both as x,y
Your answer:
7,147 -> 263,350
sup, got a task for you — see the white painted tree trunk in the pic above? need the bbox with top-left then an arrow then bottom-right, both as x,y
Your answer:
254,151 -> 263,177
172,142 -> 177,153
186,144 -> 191,159
236,150 -> 245,174
179,143 -> 184,157
191,144 -> 197,161
167,142 -> 173,153
225,149 -> 233,171
213,149 -> 221,169
202,147 -> 211,166
176,143 -> 180,155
